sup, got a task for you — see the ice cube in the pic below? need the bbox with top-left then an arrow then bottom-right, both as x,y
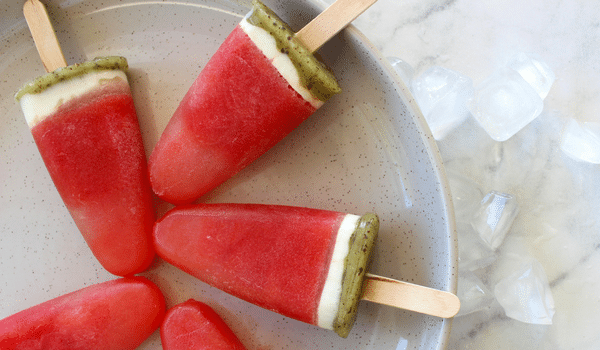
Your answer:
458,222 -> 496,271
447,171 -> 483,223
470,191 -> 519,250
387,56 -> 415,85
457,270 -> 494,316
468,67 -> 544,141
410,66 -> 473,140
507,53 -> 555,99
561,119 -> 600,164
494,256 -> 555,325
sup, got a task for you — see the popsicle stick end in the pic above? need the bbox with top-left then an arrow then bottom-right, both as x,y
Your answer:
361,273 -> 461,318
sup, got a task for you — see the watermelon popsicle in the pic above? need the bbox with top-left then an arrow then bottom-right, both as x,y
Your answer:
15,56 -> 155,276
0,276 -> 165,349
161,299 -> 247,350
17,1 -> 155,276
149,0 -> 378,204
153,203 -> 379,338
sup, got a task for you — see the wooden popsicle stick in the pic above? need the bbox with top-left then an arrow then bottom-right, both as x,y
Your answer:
23,0 -> 68,72
361,273 -> 461,318
296,0 -> 378,53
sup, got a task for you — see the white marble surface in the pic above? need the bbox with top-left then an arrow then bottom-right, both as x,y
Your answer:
335,0 -> 600,349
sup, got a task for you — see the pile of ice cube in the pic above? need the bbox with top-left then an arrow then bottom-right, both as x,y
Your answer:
386,52 -> 600,324
390,53 -> 600,165
447,174 -> 555,324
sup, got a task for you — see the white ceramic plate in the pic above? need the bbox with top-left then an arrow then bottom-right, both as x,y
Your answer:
0,0 -> 457,348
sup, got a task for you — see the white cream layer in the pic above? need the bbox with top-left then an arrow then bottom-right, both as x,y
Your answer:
317,213 -> 361,330
19,70 -> 128,128
239,17 -> 324,109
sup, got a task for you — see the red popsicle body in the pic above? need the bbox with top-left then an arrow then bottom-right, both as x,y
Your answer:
149,25 -> 317,204
17,58 -> 156,276
154,204 -> 345,326
161,299 -> 247,350
0,277 -> 165,350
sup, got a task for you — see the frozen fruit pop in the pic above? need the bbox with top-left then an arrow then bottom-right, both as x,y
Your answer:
148,0 -> 343,204
0,276 -> 165,349
161,299 -> 247,350
15,56 -> 156,276
20,0 -> 155,276
153,203 -> 379,338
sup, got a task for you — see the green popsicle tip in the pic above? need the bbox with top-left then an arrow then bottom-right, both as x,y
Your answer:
15,56 -> 129,101
334,212 -> 379,338
247,0 -> 341,102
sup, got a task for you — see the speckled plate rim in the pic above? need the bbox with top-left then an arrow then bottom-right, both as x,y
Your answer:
328,4 -> 459,348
